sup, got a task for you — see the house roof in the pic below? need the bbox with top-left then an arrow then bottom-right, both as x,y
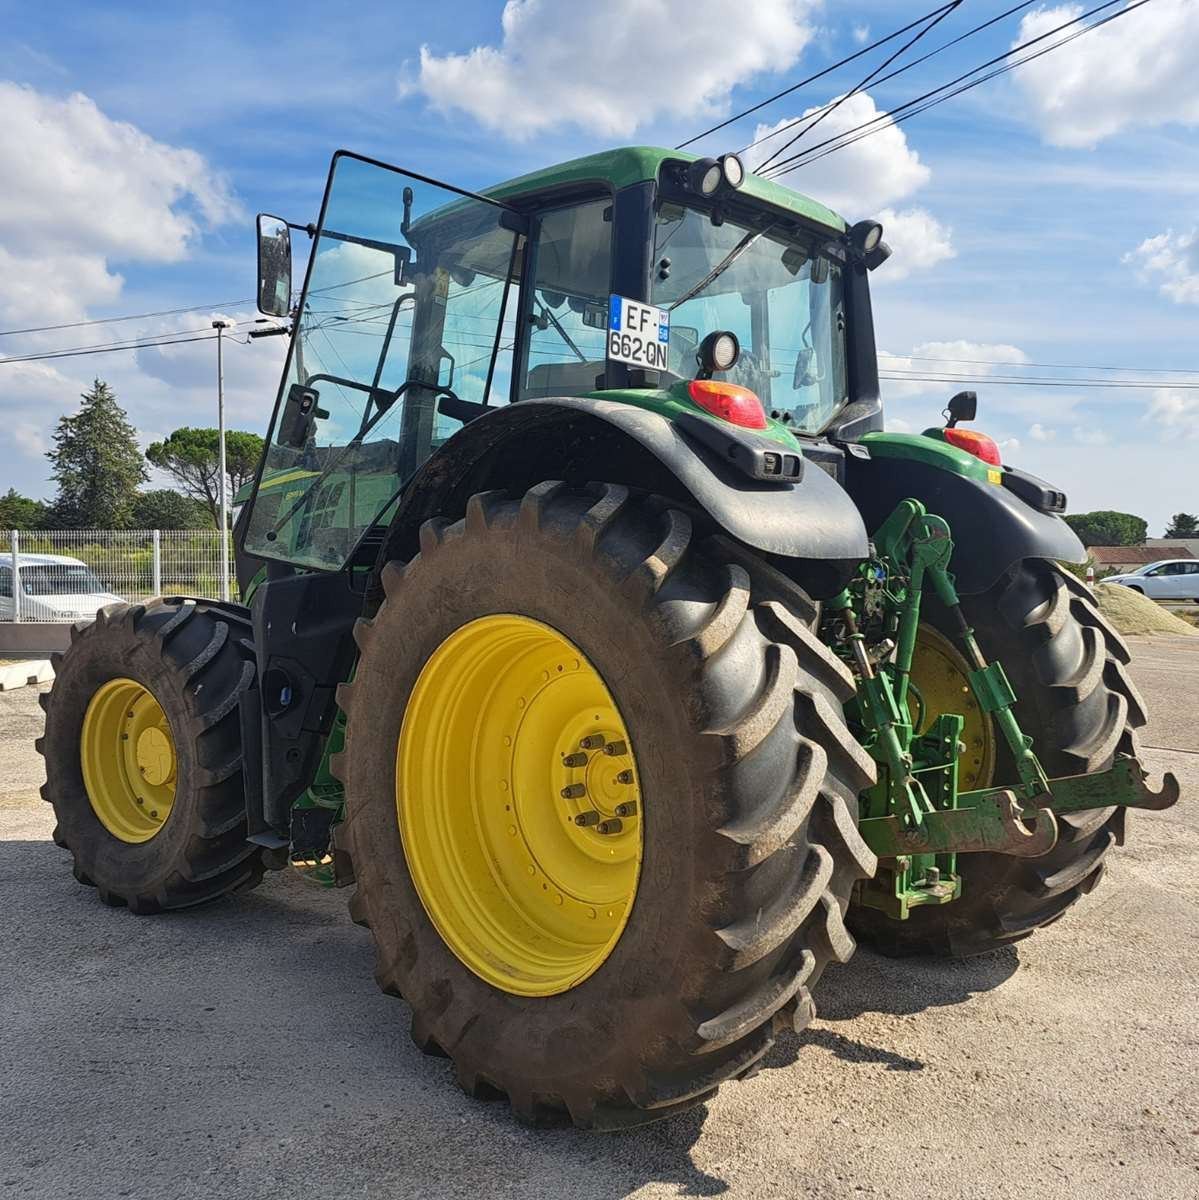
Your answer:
1090,545 -> 1195,564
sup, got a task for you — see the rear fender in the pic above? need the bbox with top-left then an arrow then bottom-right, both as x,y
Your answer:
376,397 -> 869,599
843,452 -> 1085,595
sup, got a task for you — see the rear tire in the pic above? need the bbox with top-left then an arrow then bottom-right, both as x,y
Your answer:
38,599 -> 265,912
336,482 -> 878,1128
849,560 -> 1145,958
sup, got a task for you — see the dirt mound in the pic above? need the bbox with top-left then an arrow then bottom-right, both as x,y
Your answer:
1094,583 -> 1199,637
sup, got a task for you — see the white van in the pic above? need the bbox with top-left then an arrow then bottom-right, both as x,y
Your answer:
0,553 -> 125,622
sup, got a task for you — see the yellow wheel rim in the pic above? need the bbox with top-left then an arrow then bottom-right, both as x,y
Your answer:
908,625 -> 996,791
396,615 -> 642,997
80,678 -> 177,843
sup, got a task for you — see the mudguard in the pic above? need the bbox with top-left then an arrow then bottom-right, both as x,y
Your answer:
382,396 -> 870,598
843,453 -> 1085,595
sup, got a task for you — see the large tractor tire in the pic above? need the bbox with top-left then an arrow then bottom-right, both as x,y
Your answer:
849,560 -> 1146,958
335,482 -> 878,1129
38,599 -> 265,912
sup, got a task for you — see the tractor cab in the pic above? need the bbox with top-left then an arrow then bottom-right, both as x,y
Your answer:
242,147 -> 884,573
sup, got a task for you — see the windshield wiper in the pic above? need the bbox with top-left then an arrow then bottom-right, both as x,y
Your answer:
668,220 -> 777,312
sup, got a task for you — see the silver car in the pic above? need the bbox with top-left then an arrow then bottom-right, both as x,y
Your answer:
1105,558 -> 1199,602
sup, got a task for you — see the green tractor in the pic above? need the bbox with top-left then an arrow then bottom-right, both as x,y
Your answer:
39,146 -> 1178,1129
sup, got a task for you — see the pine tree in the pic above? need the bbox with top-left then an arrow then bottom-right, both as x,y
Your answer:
46,379 -> 148,529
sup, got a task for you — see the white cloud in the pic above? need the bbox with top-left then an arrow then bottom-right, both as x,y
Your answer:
750,92 -> 929,213
0,83 -> 237,262
880,340 -> 1026,399
998,437 -> 1021,453
749,93 -> 951,279
1072,425 -> 1110,446
407,0 -> 817,138
873,207 -> 954,281
1125,229 -> 1199,305
1029,422 -> 1056,441
0,85 -> 243,497
1013,0 -> 1199,148
1146,388 -> 1199,439
886,414 -> 912,433
852,25 -> 871,45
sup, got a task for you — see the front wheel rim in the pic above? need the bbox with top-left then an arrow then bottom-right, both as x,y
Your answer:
396,615 -> 643,997
80,677 -> 177,843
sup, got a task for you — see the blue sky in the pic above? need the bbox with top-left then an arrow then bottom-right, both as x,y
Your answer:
0,0 -> 1195,533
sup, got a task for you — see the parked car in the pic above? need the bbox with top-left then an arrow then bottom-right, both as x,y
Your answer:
0,554 -> 124,621
1104,558 -> 1199,602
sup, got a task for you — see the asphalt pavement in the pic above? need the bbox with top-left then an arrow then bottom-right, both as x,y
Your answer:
2,636 -> 1196,1199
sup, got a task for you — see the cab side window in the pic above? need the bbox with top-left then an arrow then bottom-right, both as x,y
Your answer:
0,567 -> 10,598
521,199 -> 613,400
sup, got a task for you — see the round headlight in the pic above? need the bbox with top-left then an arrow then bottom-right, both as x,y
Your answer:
720,153 -> 745,190
687,157 -> 723,196
697,329 -> 741,376
848,219 -> 884,256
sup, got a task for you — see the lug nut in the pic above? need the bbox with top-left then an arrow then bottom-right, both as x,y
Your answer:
603,740 -> 628,757
579,734 -> 605,750
135,797 -> 144,806
560,783 -> 586,799
596,818 -> 624,835
562,752 -> 588,768
614,801 -> 638,818
149,810 -> 159,819
574,810 -> 601,827
615,769 -> 635,785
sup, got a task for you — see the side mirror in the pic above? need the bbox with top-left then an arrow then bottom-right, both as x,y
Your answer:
945,390 -> 977,427
257,214 -> 292,317
278,383 -> 327,449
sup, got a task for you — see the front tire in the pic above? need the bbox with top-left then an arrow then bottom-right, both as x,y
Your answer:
38,599 -> 264,912
850,560 -> 1145,957
336,482 -> 877,1128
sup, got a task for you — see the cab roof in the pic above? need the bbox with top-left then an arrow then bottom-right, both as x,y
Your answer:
484,146 -> 847,233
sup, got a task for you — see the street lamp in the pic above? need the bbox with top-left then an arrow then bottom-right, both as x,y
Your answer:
211,317 -> 235,602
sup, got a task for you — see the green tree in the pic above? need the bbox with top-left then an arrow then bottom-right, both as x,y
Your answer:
1164,512 -> 1199,538
145,427 -> 265,528
131,489 -> 210,529
46,379 -> 147,528
1064,510 -> 1148,547
0,488 -> 48,530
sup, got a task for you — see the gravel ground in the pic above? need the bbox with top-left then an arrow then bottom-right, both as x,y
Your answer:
1,637 -> 1196,1200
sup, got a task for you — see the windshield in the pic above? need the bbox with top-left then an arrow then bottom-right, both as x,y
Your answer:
19,564 -> 105,595
652,204 -> 847,433
243,154 -> 523,570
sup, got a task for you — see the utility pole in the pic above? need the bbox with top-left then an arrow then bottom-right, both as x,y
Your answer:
212,318 -> 235,602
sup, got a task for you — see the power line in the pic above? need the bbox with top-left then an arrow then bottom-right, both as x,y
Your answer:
739,2 -> 1040,159
0,299 -> 256,340
764,0 -> 1143,181
879,352 -> 1199,376
755,1 -> 963,174
0,332 -> 230,366
675,2 -> 960,150
880,372 -> 1197,390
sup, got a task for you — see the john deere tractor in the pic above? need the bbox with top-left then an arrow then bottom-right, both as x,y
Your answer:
39,147 -> 1179,1129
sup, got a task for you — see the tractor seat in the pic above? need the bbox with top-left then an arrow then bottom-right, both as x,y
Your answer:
524,360 -> 606,399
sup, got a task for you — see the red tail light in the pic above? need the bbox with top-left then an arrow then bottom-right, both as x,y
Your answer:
687,379 -> 768,430
943,427 -> 1002,466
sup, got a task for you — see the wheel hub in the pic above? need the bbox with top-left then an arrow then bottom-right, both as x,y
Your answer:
396,615 -> 643,997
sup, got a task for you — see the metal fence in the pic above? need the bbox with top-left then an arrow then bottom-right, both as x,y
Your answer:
1,529 -> 238,622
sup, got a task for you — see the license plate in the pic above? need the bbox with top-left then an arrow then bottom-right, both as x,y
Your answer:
607,295 -> 669,372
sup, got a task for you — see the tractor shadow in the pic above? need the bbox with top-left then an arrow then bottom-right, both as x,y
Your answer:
1,833 -> 1016,1200
816,942 -> 1020,1021
759,942 -> 1020,1078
